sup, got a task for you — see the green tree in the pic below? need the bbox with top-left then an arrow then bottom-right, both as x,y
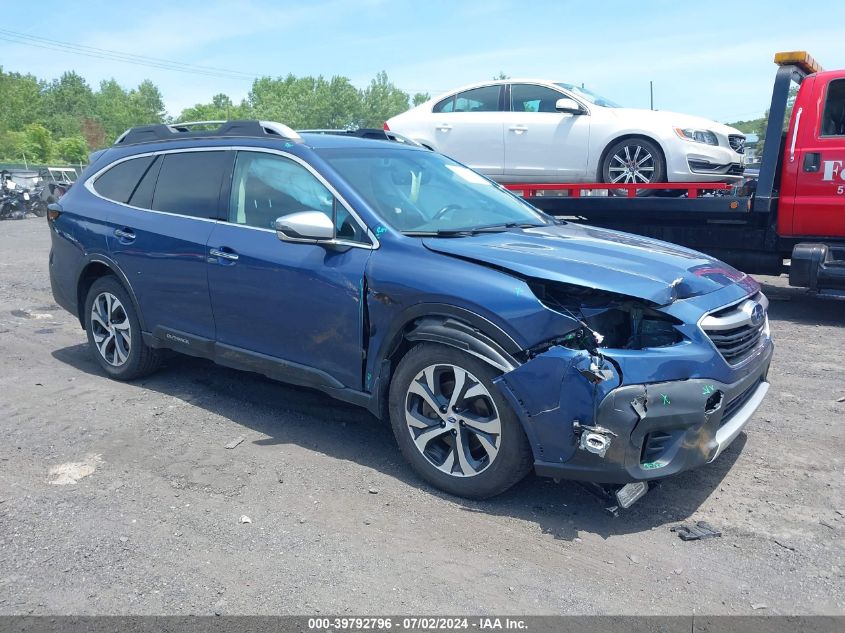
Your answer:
493,71 -> 510,80
0,130 -> 27,162
178,93 -> 251,122
0,68 -> 43,132
248,74 -> 361,129
22,123 -> 53,163
130,80 -> 166,123
358,71 -> 411,128
95,79 -> 133,140
42,71 -> 95,137
412,92 -> 430,107
55,135 -> 89,163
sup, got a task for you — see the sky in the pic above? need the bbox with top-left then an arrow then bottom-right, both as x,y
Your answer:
1,0 -> 844,123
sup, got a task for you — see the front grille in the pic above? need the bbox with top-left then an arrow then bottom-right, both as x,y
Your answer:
727,163 -> 744,175
700,294 -> 768,366
729,134 -> 746,154
720,378 -> 762,427
705,322 -> 765,364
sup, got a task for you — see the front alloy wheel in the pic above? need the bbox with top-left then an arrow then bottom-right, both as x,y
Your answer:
601,137 -> 666,197
607,144 -> 655,184
405,363 -> 502,477
388,343 -> 532,499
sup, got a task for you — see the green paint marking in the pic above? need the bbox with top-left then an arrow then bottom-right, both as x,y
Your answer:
366,372 -> 372,387
642,461 -> 665,470
702,384 -> 716,396
660,394 -> 671,406
515,286 -> 523,297
375,226 -> 387,237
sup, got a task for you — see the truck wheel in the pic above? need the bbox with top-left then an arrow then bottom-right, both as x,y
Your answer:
84,276 -> 161,381
601,137 -> 666,197
388,343 -> 532,499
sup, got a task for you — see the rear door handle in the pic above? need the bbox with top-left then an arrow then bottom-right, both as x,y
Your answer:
113,228 -> 135,241
436,123 -> 453,131
509,125 -> 528,134
209,247 -> 239,262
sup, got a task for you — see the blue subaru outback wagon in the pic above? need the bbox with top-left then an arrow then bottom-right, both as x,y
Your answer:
48,120 -> 773,504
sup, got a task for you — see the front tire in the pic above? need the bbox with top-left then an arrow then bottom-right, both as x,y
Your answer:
601,137 -> 666,197
388,343 -> 532,499
84,276 -> 161,380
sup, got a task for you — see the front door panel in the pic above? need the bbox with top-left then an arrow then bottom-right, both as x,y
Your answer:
206,224 -> 369,389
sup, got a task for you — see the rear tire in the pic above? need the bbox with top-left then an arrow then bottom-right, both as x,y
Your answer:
84,276 -> 161,380
601,137 -> 666,197
388,343 -> 532,499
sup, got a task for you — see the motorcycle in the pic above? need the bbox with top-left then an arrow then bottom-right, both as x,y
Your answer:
0,188 -> 29,220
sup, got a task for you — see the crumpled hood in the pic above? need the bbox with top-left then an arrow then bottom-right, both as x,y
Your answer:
423,223 -> 759,305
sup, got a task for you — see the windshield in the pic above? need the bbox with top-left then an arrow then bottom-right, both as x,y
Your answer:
555,83 -> 621,108
319,148 -> 550,235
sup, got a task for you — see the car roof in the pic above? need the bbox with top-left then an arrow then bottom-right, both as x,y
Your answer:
428,78 -> 566,99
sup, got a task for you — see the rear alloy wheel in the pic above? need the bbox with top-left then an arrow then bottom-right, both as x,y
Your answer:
84,276 -> 161,380
601,137 -> 666,196
389,344 -> 532,498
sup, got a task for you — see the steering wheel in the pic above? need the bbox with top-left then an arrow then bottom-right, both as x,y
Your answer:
432,204 -> 464,222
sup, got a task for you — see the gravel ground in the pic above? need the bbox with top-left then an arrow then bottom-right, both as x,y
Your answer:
0,217 -> 843,615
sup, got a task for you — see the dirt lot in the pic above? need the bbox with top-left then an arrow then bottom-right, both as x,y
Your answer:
0,217 -> 843,615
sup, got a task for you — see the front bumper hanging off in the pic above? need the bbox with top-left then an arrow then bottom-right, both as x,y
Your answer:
496,343 -> 773,485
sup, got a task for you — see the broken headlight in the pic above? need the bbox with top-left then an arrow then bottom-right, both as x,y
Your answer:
529,281 -> 684,350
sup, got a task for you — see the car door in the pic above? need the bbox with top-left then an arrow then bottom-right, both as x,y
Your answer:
502,83 -> 591,182
100,150 -> 232,340
428,85 -> 505,177
206,149 -> 372,390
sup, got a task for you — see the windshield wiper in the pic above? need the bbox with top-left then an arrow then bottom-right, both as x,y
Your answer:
404,222 -> 544,237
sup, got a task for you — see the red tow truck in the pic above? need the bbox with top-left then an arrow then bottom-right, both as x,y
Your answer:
504,51 -> 845,298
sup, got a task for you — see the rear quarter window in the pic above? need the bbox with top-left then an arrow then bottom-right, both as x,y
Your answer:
93,156 -> 156,204
151,151 -> 231,218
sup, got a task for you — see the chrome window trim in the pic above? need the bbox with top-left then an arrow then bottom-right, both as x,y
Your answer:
509,81 -> 591,116
84,146 -> 379,248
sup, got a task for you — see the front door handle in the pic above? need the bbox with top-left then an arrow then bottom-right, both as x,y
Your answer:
509,125 -> 528,134
436,123 -> 453,131
209,247 -> 239,261
803,152 -> 821,172
114,228 -> 135,241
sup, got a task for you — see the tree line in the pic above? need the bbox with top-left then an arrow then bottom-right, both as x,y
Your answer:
0,67 -> 429,165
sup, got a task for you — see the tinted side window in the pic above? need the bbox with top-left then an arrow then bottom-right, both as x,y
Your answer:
434,86 -> 501,114
93,155 -> 156,203
822,79 -> 845,136
230,151 -> 367,243
128,155 -> 162,208
511,84 -> 566,113
152,151 -> 230,218
433,96 -> 454,113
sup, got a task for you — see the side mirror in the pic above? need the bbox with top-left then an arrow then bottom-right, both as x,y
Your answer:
274,211 -> 334,243
555,97 -> 584,114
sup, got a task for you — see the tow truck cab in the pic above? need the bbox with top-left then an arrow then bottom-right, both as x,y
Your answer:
768,52 -> 845,293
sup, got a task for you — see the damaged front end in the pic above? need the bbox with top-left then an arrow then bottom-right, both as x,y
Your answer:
492,279 -> 773,499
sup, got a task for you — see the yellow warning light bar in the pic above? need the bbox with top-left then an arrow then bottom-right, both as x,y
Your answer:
774,51 -> 823,75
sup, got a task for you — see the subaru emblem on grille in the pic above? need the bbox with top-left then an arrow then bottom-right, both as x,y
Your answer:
750,303 -> 765,326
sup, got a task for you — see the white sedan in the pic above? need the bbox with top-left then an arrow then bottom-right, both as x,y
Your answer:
385,79 -> 746,187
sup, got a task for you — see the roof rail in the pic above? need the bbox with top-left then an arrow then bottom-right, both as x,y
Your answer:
113,120 -> 302,146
